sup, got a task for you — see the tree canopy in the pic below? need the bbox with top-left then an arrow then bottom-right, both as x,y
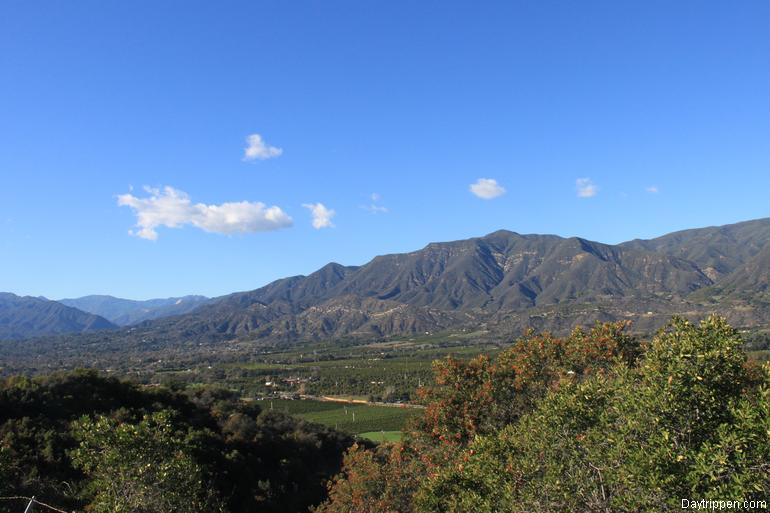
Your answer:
319,317 -> 770,513
0,370 -> 355,513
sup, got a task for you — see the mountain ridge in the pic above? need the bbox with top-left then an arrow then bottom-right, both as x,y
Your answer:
125,217 -> 770,343
59,294 -> 211,325
4,217 -> 770,343
0,293 -> 117,340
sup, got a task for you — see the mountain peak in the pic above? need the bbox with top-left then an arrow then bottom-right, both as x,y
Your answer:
483,229 -> 519,238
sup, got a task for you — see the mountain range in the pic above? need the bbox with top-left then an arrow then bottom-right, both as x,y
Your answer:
3,217 -> 770,343
59,295 -> 211,325
0,293 -> 116,340
120,217 -> 770,343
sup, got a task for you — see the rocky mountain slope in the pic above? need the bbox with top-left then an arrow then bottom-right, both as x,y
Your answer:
134,217 -> 770,343
5,217 -> 769,344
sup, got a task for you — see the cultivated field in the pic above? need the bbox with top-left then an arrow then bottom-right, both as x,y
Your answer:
267,398 -> 420,437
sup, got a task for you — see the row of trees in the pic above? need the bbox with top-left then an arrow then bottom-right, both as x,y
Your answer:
317,316 -> 770,512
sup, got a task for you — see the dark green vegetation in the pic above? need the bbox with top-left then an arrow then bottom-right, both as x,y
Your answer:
317,317 -> 770,513
0,371 -> 356,513
59,294 -> 211,325
0,293 -> 115,340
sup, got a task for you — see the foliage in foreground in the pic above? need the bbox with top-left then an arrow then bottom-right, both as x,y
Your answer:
0,371 -> 355,513
70,411 -> 217,513
1,317 -> 767,512
318,317 -> 770,513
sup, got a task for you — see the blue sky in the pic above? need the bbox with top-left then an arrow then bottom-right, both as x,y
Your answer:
2,1 -> 770,299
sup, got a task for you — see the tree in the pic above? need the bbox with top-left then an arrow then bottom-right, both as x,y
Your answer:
415,316 -> 770,512
416,321 -> 638,446
0,372 -> 354,513
320,321 -> 640,512
415,373 -> 623,513
0,446 -> 12,495
71,410 -> 222,513
315,441 -> 427,513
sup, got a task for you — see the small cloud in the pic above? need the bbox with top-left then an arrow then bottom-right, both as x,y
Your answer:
645,186 -> 659,194
361,192 -> 389,214
470,178 -> 506,199
303,202 -> 336,229
243,133 -> 283,161
576,178 -> 598,198
363,204 -> 389,214
117,186 -> 292,240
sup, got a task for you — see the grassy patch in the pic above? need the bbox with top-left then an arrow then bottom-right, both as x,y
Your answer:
269,399 -> 419,434
358,430 -> 403,443
262,399 -> 342,415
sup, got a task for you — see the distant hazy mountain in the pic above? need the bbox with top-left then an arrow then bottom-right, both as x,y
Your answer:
0,293 -> 116,340
137,217 -> 770,343
58,295 -> 211,325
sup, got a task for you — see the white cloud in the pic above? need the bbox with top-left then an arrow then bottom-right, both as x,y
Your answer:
363,204 -> 389,214
243,133 -> 283,161
361,192 -> 389,214
576,178 -> 598,198
645,185 -> 659,194
469,178 -> 506,199
117,186 -> 292,240
303,202 -> 336,229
